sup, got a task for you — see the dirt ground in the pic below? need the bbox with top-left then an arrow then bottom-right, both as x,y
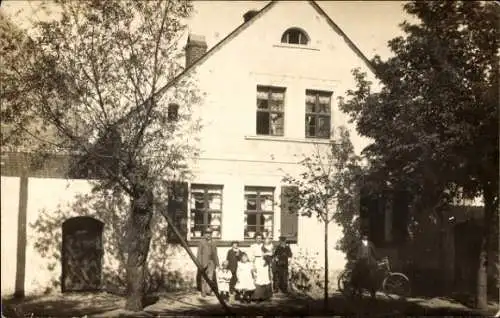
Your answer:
2,290 -> 498,317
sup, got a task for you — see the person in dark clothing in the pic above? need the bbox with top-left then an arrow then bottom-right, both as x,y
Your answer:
351,232 -> 380,296
272,236 -> 293,293
196,229 -> 219,297
226,241 -> 242,294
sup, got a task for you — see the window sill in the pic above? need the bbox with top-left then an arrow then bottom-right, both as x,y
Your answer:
186,239 -> 264,248
245,135 -> 332,144
273,44 -> 320,51
186,238 -> 297,247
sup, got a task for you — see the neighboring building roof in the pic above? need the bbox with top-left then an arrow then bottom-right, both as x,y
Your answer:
151,0 -> 377,101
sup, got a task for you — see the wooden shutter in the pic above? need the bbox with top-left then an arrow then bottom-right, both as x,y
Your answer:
280,186 -> 299,243
167,182 -> 188,244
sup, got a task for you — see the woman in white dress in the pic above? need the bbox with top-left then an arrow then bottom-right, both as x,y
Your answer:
250,233 -> 273,301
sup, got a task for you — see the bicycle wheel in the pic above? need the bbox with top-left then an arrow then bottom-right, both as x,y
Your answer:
382,273 -> 411,298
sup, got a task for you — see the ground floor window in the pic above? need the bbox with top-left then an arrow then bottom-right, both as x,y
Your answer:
244,186 -> 274,239
190,184 -> 223,239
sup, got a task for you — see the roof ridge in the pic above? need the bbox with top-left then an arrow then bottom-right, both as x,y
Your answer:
146,0 -> 377,111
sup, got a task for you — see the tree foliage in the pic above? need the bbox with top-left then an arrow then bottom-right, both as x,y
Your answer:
1,0 -> 201,311
0,11 -> 41,149
283,126 -> 362,310
283,128 -> 361,221
338,1 -> 498,309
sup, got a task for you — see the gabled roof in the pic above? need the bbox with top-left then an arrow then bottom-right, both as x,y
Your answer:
151,0 -> 377,101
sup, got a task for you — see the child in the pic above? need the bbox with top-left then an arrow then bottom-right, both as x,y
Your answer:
216,261 -> 232,301
235,252 -> 255,303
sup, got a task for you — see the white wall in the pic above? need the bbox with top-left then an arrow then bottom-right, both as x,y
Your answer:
23,178 -> 95,295
1,177 -> 193,296
1,176 -> 20,295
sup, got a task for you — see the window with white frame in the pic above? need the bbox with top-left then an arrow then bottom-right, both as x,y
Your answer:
244,187 -> 274,239
190,184 -> 223,239
256,86 -> 285,136
305,90 -> 332,139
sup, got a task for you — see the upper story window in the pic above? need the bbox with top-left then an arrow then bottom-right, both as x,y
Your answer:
256,85 -> 285,136
168,103 -> 179,121
305,90 -> 332,139
281,28 -> 309,45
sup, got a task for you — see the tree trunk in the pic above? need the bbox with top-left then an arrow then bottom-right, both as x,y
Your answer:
477,238 -> 488,310
476,184 -> 494,310
324,220 -> 329,311
125,189 -> 154,311
159,208 -> 232,314
436,208 -> 448,294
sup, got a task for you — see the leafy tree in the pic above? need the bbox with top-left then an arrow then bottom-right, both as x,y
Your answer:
282,127 -> 362,310
1,0 -> 202,311
0,11 -> 41,150
339,1 -> 498,310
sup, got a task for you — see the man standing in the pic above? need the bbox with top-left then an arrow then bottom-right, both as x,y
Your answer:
196,228 -> 219,297
352,232 -> 379,296
273,236 -> 292,293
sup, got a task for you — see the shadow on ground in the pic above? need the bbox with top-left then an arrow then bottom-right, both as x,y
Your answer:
2,291 -> 496,317
140,293 -> 492,317
2,292 -> 124,317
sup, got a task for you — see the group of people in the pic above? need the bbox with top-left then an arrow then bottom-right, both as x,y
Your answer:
196,229 -> 292,303
197,228 -> 381,302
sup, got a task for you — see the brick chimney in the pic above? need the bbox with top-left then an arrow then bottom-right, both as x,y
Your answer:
185,34 -> 207,68
243,10 -> 259,23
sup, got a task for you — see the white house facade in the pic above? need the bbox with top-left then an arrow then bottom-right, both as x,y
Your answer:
171,0 -> 376,247
1,0 -> 380,297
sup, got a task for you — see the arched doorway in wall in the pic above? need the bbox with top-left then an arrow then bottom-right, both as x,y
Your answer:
61,216 -> 104,292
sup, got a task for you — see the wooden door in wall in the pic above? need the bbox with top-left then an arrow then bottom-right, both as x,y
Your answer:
61,217 -> 104,292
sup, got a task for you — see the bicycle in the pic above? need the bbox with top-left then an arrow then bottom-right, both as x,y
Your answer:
337,257 -> 411,299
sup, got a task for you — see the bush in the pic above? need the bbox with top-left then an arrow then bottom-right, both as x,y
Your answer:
289,250 -> 341,297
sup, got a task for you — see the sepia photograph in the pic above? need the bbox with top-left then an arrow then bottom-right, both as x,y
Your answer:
1,0 -> 499,316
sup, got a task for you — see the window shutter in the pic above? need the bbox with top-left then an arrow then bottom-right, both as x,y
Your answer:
280,186 -> 299,243
167,182 -> 188,244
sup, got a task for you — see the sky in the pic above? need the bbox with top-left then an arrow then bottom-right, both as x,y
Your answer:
2,0 -> 414,60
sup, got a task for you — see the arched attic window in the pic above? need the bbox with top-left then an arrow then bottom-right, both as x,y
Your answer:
281,28 -> 309,45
